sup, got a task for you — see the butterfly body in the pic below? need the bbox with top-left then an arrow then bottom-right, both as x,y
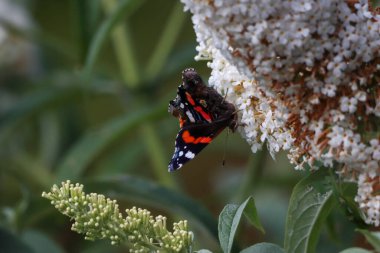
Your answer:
168,68 -> 237,172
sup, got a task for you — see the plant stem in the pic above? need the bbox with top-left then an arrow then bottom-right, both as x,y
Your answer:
234,149 -> 267,202
101,0 -> 139,87
101,0 -> 178,189
140,124 -> 177,188
145,2 -> 186,81
84,0 -> 145,82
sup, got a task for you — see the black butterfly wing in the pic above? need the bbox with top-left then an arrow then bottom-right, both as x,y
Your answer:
168,118 -> 230,172
170,86 -> 213,126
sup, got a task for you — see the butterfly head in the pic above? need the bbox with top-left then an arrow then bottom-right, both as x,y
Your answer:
181,68 -> 204,91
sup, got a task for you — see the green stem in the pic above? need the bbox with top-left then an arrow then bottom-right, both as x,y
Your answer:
140,124 -> 177,188
145,2 -> 186,81
102,0 -> 139,87
234,149 -> 267,202
84,0 -> 145,82
100,0 -> 178,189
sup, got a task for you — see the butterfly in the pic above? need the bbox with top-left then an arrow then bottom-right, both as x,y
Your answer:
168,68 -> 237,172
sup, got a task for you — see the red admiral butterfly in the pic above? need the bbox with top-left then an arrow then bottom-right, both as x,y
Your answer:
168,68 -> 237,171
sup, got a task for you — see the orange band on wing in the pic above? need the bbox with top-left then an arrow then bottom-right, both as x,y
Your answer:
194,106 -> 212,122
182,130 -> 212,144
185,92 -> 212,122
179,117 -> 185,127
185,92 -> 195,105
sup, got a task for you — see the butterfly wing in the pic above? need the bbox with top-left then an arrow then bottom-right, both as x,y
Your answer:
170,86 -> 213,126
168,118 -> 230,172
168,69 -> 238,171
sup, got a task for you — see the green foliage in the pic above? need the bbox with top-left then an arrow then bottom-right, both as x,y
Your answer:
218,197 -> 264,253
0,84 -> 88,142
356,229 -> 380,252
56,103 -> 167,181
0,228 -> 34,253
284,169 -> 335,253
240,243 -> 284,253
21,230 -> 65,253
339,248 -> 372,253
84,0 -> 146,83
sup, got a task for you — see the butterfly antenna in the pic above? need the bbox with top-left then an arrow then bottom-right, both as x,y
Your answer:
222,128 -> 230,166
222,88 -> 229,103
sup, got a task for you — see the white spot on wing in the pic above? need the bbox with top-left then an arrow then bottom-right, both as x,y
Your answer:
186,110 -> 195,122
179,151 -> 183,156
185,151 -> 195,159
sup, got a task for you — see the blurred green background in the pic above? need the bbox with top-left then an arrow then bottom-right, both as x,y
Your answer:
0,0 -> 361,252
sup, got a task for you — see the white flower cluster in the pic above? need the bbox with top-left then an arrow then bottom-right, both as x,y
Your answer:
206,48 -> 294,157
181,0 -> 380,226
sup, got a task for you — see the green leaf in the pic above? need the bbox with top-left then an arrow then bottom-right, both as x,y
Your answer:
284,169 -> 336,253
240,243 -> 284,253
0,85 -> 84,142
83,0 -> 146,81
357,229 -> 380,252
196,250 -> 213,253
335,182 -> 367,226
162,43 -> 197,80
218,196 -> 264,253
55,103 -> 167,181
242,198 -> 265,234
92,140 -> 144,177
10,154 -> 54,190
144,2 -> 186,81
85,176 -> 218,243
0,228 -> 33,253
339,248 -> 372,253
21,229 -> 64,253
80,241 -> 120,253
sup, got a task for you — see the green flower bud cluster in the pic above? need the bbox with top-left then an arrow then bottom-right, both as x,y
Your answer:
42,180 -> 194,253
